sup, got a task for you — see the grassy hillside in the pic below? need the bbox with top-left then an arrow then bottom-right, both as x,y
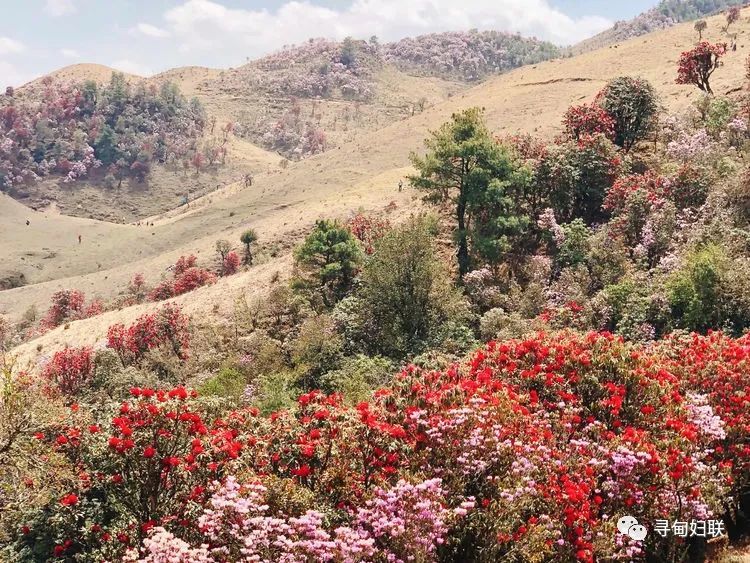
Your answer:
3,6 -> 749,355
6,6 -> 750,562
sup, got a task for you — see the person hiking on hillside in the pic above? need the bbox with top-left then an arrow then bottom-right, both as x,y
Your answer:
244,173 -> 253,188
78,234 -> 82,244
398,179 -> 403,192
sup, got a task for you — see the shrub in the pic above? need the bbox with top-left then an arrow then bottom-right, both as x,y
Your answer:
290,314 -> 344,389
172,267 -> 217,296
174,255 -> 197,276
462,267 -> 503,312
667,244 -> 730,332
126,273 -> 147,305
42,347 -> 94,397
357,216 -> 469,357
294,219 -> 362,306
40,289 -> 103,330
479,307 -> 535,341
147,281 -> 175,302
346,212 -> 390,255
562,103 -> 615,142
24,387 -> 230,558
702,96 -> 736,138
555,219 -> 592,271
320,354 -> 393,403
221,251 -> 241,276
199,367 -> 246,401
596,76 -> 659,151
538,134 -> 622,223
107,303 -> 191,365
603,171 -> 670,214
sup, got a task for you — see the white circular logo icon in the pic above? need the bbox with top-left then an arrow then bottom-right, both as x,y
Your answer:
617,516 -> 648,541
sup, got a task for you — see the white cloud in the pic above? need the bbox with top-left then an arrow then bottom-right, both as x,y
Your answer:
45,0 -> 76,17
134,23 -> 171,39
111,59 -> 154,77
61,48 -> 80,59
0,60 -> 32,88
0,37 -> 24,55
159,0 -> 611,61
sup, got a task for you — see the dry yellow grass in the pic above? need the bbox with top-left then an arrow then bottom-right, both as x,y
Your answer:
4,8 -> 750,364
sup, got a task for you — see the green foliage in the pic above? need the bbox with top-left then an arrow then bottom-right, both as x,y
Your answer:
290,315 -> 344,390
586,229 -> 630,290
320,354 -> 394,403
668,244 -> 727,332
697,95 -> 736,138
410,107 -> 530,276
294,220 -> 363,306
240,229 -> 259,265
538,135 -> 622,223
357,216 -> 469,357
199,367 -> 246,401
479,307 -> 536,341
597,76 -> 659,152
556,220 -> 592,270
88,349 -> 159,400
254,370 -> 300,415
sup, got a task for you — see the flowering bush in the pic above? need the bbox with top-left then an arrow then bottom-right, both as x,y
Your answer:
347,212 -> 391,254
107,303 -> 190,365
40,289 -> 104,331
666,129 -> 717,163
148,256 -> 217,302
676,42 -> 727,95
133,475 -> 460,562
562,104 -> 615,142
15,330 -> 750,561
221,251 -> 241,276
42,346 -> 94,397
172,268 -> 217,296
603,171 -> 671,214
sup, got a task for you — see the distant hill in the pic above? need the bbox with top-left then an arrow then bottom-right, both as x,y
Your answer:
573,0 -> 745,53
203,32 -> 560,159
382,30 -> 560,81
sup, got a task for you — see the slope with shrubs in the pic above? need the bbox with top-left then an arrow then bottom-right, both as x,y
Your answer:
202,32 -> 560,160
573,0 -> 744,54
4,6 -> 750,335
5,26 -> 750,556
3,69 -> 265,221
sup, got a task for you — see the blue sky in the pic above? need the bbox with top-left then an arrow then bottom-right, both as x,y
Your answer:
0,0 -> 658,87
